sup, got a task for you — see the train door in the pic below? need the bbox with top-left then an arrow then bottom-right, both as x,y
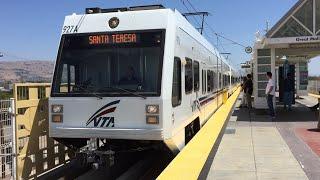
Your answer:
193,60 -> 201,120
172,56 -> 182,112
201,68 -> 207,123
184,58 -> 200,144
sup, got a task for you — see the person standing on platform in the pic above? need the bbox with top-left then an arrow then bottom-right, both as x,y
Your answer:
245,74 -> 253,109
284,73 -> 294,111
266,72 -> 275,118
240,76 -> 247,108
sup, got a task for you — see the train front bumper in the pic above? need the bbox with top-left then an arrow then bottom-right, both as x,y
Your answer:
50,127 -> 164,140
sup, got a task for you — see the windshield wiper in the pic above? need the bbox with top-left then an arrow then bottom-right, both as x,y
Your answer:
74,85 -> 103,100
104,86 -> 147,99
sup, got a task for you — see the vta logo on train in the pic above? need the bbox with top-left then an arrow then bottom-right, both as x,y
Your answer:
86,100 -> 120,128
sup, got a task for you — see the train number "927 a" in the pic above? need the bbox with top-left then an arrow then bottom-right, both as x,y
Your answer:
62,25 -> 78,34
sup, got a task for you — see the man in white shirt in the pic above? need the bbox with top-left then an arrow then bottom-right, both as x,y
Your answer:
266,72 -> 275,118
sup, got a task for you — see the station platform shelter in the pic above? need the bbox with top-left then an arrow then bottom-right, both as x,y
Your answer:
252,0 -> 320,109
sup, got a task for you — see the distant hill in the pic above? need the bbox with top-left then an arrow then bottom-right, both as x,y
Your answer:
0,61 -> 54,83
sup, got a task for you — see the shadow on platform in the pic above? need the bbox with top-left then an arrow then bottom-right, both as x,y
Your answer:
307,128 -> 320,132
234,98 -> 319,123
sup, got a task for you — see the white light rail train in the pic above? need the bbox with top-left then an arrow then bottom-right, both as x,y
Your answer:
49,5 -> 239,166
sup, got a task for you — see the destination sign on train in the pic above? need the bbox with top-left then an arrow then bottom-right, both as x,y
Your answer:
88,33 -> 139,45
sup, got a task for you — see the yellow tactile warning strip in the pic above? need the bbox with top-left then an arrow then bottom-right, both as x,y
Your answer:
309,93 -> 320,99
157,87 -> 241,180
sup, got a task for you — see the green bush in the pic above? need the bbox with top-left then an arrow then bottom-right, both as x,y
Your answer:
0,91 -> 13,100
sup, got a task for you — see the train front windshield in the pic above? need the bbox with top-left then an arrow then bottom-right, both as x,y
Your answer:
51,30 -> 165,97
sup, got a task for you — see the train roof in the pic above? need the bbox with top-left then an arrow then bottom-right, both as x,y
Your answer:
171,8 -> 231,67
68,5 -> 236,72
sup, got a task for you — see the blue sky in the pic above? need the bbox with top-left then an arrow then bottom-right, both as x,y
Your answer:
0,0 -> 319,75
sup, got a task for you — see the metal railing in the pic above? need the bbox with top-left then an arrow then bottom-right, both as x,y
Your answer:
0,99 -> 15,180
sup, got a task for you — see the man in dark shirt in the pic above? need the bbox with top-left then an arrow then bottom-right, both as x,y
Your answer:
284,73 -> 294,111
245,74 -> 253,109
240,76 -> 248,107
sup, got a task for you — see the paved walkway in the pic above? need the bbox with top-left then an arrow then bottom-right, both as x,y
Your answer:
207,93 -> 320,180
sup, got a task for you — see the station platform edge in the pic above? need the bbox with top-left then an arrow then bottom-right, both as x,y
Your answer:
157,87 -> 241,179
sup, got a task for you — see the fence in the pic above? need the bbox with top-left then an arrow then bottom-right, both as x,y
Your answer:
13,83 -> 72,179
308,80 -> 320,94
0,99 -> 15,180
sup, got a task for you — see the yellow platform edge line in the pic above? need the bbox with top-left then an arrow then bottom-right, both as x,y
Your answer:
309,93 -> 320,99
157,87 -> 241,180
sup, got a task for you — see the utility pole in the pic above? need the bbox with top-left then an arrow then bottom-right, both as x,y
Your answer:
265,21 -> 270,33
220,52 -> 231,60
182,12 -> 209,34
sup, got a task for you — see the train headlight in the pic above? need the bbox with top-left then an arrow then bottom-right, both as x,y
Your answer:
146,105 -> 159,114
52,114 -> 63,123
52,105 -> 63,113
146,115 -> 159,124
109,17 -> 119,29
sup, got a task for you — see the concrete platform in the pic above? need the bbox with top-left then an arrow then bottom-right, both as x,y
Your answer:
207,93 -> 320,180
158,88 -> 241,179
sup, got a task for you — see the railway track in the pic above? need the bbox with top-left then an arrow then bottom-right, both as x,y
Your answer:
78,150 -> 173,180
39,149 -> 173,180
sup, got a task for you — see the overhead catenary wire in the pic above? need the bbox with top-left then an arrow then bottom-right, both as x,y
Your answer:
179,0 -> 224,53
180,0 -> 203,29
181,0 -> 248,48
179,0 -> 231,63
180,0 -> 252,70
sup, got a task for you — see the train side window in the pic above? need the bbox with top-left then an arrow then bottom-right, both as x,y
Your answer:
193,61 -> 200,92
202,70 -> 206,94
172,57 -> 182,107
212,71 -> 216,91
205,70 -> 207,93
207,70 -> 211,92
219,73 -> 222,89
222,74 -> 224,87
185,58 -> 193,94
210,71 -> 214,91
226,75 -> 228,86
225,75 -> 228,87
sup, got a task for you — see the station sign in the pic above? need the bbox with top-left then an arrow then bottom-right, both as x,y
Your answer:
265,36 -> 320,45
289,43 -> 320,49
241,61 -> 251,69
295,36 -> 320,42
245,46 -> 253,54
